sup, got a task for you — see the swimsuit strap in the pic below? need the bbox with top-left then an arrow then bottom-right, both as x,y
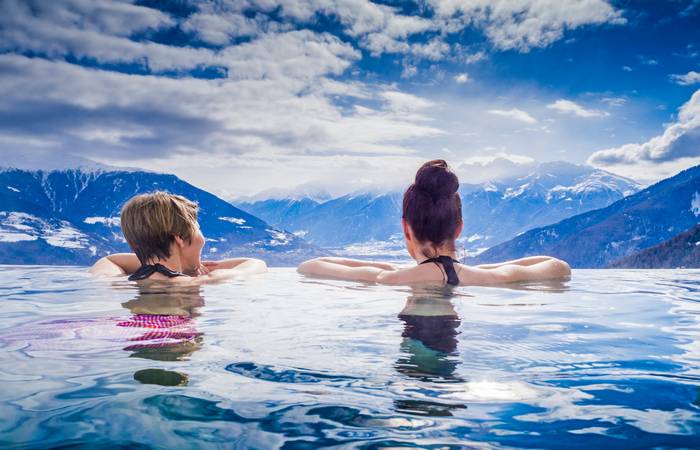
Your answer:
128,263 -> 187,281
419,255 -> 461,286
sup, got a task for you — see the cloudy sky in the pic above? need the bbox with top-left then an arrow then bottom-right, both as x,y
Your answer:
1,0 -> 699,198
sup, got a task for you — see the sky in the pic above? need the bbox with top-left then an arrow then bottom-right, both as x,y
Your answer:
0,0 -> 699,199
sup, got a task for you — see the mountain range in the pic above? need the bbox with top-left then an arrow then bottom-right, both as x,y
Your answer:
467,164 -> 700,268
4,161 -> 696,269
0,168 -> 320,266
610,223 -> 700,269
236,162 -> 640,257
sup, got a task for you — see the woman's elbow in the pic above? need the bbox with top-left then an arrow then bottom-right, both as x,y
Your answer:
244,258 -> 268,273
297,259 -> 319,275
375,270 -> 400,285
550,258 -> 571,278
88,257 -> 123,276
88,257 -> 108,275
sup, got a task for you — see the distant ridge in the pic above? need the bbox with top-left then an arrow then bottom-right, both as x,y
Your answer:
610,223 -> 700,268
0,168 -> 321,266
237,161 -> 639,255
467,164 -> 700,268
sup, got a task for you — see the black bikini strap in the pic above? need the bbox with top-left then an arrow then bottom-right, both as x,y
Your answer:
128,263 -> 187,281
419,256 -> 460,286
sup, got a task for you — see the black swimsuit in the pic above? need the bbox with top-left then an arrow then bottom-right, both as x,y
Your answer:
419,255 -> 461,286
128,263 -> 188,281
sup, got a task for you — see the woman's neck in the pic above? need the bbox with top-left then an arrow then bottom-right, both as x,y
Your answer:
414,245 -> 458,263
144,255 -> 183,273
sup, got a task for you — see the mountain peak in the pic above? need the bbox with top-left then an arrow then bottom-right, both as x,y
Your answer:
0,153 -> 146,175
468,163 -> 700,268
0,167 -> 320,265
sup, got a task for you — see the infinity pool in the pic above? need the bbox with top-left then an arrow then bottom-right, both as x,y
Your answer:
1,266 -> 700,448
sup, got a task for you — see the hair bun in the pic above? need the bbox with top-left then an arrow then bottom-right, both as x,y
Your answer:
414,159 -> 459,199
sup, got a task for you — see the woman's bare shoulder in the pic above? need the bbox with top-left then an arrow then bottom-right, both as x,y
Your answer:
376,264 -> 445,285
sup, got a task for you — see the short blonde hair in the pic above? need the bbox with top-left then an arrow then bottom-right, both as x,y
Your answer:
120,191 -> 199,263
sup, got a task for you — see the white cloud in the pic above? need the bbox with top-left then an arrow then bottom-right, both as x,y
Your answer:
601,97 -> 627,107
198,0 -> 437,59
0,0 -> 196,72
455,153 -> 537,183
0,0 -> 174,36
178,0 -> 624,59
0,0 -> 645,197
0,50 -> 443,193
465,51 -> 487,64
401,64 -> 418,78
182,12 -> 270,45
0,0 -> 628,75
670,71 -> 700,86
0,0 -> 360,76
547,99 -> 610,118
622,65 -> 633,72
454,73 -> 470,83
588,88 -> 700,183
428,0 -> 625,52
488,108 -> 538,124
381,91 -> 436,114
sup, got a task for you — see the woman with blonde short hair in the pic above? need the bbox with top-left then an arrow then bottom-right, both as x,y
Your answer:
90,191 -> 266,281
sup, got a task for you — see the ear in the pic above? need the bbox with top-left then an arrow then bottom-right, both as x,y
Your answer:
455,219 -> 463,239
173,235 -> 186,248
402,219 -> 412,241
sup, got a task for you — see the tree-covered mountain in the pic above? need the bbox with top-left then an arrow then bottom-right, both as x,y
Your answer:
610,223 -> 700,268
467,165 -> 700,268
237,162 -> 639,256
0,168 -> 320,266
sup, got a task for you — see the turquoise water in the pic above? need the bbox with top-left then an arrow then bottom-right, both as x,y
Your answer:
1,267 -> 700,448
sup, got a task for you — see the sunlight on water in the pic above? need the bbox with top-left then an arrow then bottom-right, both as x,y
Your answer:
1,267 -> 700,448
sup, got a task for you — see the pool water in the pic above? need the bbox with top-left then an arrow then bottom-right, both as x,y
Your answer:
1,266 -> 700,448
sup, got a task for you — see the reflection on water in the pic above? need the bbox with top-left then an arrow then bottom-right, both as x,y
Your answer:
394,286 -> 465,416
119,283 -> 205,386
395,286 -> 462,382
2,268 -> 700,448
119,282 -> 205,362
134,368 -> 189,387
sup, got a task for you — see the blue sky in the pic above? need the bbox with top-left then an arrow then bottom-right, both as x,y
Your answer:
0,0 -> 699,198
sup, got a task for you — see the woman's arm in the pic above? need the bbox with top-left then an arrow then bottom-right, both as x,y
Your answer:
464,258 -> 571,285
204,258 -> 268,280
297,258 -> 395,283
202,258 -> 268,271
475,255 -> 559,269
309,257 -> 398,271
88,253 -> 140,276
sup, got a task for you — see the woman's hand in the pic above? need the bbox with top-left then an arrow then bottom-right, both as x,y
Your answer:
194,263 -> 212,276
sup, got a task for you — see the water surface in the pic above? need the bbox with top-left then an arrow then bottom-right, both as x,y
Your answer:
1,267 -> 700,448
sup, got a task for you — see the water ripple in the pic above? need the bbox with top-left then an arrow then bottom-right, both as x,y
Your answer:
1,267 -> 700,448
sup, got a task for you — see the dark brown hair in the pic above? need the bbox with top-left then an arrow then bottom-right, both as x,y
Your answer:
120,191 -> 199,264
402,160 -> 462,255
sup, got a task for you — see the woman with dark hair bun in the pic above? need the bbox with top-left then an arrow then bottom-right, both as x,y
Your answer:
297,160 -> 571,285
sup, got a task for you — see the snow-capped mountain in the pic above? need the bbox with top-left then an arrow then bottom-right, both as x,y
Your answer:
237,162 -> 640,257
457,161 -> 639,252
0,168 -> 320,266
468,164 -> 700,268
